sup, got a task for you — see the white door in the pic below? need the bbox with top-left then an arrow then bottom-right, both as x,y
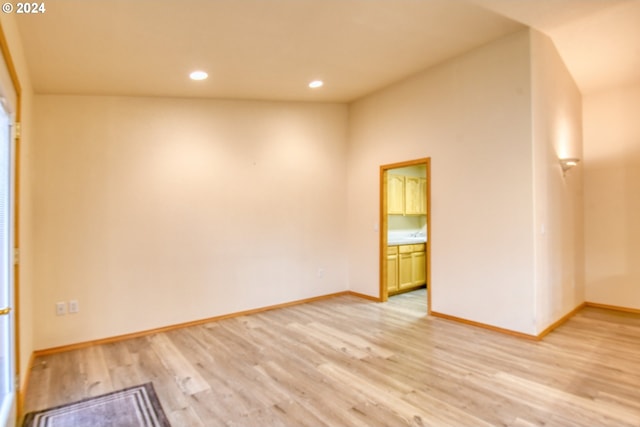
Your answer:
0,103 -> 15,427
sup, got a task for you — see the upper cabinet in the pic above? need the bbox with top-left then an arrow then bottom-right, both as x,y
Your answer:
404,177 -> 427,215
387,174 -> 405,215
388,174 -> 426,216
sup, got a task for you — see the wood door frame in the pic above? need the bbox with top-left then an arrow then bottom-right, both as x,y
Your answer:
379,158 -> 431,313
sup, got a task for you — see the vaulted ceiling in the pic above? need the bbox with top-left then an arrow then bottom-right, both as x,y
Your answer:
14,0 -> 640,102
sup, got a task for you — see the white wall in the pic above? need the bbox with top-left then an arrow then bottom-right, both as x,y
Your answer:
583,83 -> 640,309
347,30 -> 538,334
33,95 -> 349,349
388,216 -> 425,233
18,24 -> 595,354
530,31 -> 584,332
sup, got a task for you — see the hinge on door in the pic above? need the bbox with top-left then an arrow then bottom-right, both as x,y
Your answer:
15,374 -> 20,391
13,248 -> 19,265
14,122 -> 21,140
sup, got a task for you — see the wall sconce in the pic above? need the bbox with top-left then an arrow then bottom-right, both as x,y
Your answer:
559,158 -> 580,176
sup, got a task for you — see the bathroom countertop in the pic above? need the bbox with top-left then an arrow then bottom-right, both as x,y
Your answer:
387,236 -> 427,246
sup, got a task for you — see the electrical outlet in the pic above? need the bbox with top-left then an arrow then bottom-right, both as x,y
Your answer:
69,300 -> 79,314
55,302 -> 66,316
317,268 -> 325,278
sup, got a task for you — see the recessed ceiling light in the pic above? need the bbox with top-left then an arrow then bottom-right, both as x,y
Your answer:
190,71 -> 208,81
309,80 -> 324,89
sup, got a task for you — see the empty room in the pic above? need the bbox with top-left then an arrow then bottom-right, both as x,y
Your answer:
1,0 -> 639,426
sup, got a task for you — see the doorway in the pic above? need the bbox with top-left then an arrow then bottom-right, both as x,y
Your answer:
379,158 -> 431,312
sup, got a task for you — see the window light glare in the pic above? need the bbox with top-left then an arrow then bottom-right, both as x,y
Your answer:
309,80 -> 324,89
189,71 -> 208,81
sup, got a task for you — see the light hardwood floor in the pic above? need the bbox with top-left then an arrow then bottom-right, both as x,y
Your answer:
23,289 -> 640,426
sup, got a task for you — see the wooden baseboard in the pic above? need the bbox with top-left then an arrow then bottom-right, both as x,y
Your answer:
537,302 -> 586,339
34,291 -> 353,356
431,302 -> 595,341
346,291 -> 382,302
585,301 -> 640,314
430,311 -> 539,340
35,295 -> 636,368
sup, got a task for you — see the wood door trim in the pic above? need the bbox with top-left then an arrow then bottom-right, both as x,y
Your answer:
379,157 -> 431,313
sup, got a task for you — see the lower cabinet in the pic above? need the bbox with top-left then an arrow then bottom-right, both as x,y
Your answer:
387,243 -> 426,294
387,246 -> 399,293
411,249 -> 426,287
398,250 -> 413,289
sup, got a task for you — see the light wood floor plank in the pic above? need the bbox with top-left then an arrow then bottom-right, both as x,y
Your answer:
80,345 -> 112,397
23,289 -> 640,426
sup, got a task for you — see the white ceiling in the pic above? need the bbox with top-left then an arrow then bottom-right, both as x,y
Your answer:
473,0 -> 640,94
14,0 -> 640,102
